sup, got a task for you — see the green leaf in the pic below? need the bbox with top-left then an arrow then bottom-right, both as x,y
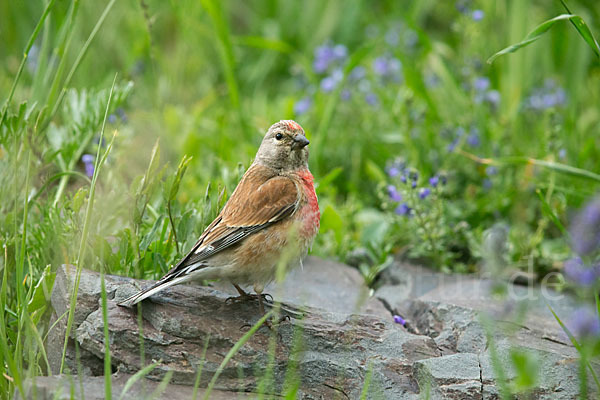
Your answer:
364,159 -> 387,184
509,350 -> 538,390
320,204 -> 344,243
168,155 -> 193,202
27,265 -> 56,324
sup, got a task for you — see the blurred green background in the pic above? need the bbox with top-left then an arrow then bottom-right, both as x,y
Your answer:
2,0 -> 600,279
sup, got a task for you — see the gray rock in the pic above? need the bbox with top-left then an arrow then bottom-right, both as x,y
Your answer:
376,260 -> 599,399
15,374 -> 255,400
46,263 -> 438,399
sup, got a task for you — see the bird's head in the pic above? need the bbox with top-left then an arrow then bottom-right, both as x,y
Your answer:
255,120 -> 310,171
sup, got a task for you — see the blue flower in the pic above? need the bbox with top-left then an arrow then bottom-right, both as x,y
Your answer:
340,89 -> 351,101
393,315 -> 406,326
387,185 -> 402,202
485,90 -> 501,107
385,29 -> 400,47
26,44 -> 40,74
349,66 -> 366,81
567,307 -> 600,339
373,56 -> 403,82
467,132 -> 480,147
294,97 -> 312,115
108,114 -> 117,124
333,44 -> 348,60
82,154 -> 95,178
365,92 -> 379,106
320,76 -> 337,92
419,188 -> 431,199
456,0 -> 469,13
385,160 -> 404,178
474,77 -> 490,92
472,9 -> 484,21
313,44 -> 335,73
564,257 -> 600,286
313,43 -> 347,74
447,138 -> 459,152
373,57 -> 389,76
526,85 -> 567,111
558,148 -> 566,160
485,166 -> 498,176
570,196 -> 600,256
429,176 -> 439,187
395,203 -> 411,216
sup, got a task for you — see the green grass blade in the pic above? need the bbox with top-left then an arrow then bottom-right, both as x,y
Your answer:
44,0 -> 81,111
45,0 -> 117,129
192,334 -> 211,400
118,361 -> 160,400
459,150 -> 600,183
233,35 -> 295,54
150,370 -> 173,399
100,273 -> 111,399
59,74 -> 118,374
488,14 -> 576,64
535,189 -> 567,236
0,0 -> 57,126
199,0 -> 244,129
359,360 -> 374,400
202,311 -> 273,400
560,0 -> 600,58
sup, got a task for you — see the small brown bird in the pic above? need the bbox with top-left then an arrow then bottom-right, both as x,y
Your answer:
119,120 -> 320,318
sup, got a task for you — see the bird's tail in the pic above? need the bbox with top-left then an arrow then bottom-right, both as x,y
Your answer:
117,275 -> 190,307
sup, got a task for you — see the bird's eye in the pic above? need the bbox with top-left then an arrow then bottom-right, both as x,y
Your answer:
275,133 -> 283,140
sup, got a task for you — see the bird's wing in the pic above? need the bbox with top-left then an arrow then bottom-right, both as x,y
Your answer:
160,167 -> 300,280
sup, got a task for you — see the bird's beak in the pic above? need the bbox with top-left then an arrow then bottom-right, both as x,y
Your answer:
292,134 -> 310,149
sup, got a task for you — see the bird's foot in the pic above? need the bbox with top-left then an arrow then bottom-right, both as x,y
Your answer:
226,292 -> 273,304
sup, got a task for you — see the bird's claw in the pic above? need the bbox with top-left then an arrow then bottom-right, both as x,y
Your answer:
226,293 -> 273,304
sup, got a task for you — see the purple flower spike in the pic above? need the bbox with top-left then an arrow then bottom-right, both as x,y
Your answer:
393,315 -> 406,326
419,188 -> 431,199
570,196 -> 600,256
